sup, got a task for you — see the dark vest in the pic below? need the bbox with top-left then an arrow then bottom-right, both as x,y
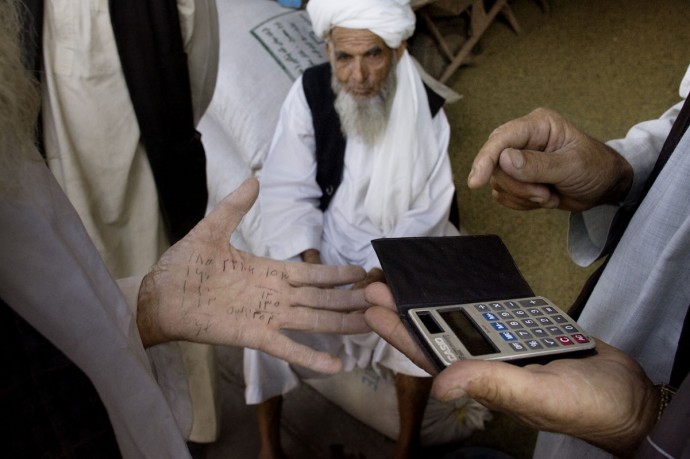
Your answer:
302,63 -> 448,213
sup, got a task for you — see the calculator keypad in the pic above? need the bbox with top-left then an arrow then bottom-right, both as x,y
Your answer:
411,296 -> 594,367
478,297 -> 590,353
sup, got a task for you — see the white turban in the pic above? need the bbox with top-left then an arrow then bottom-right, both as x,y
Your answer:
308,0 -> 442,233
307,0 -> 416,49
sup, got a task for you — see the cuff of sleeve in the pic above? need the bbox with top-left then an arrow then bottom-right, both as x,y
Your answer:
608,140 -> 648,207
116,275 -> 145,315
567,205 -> 619,267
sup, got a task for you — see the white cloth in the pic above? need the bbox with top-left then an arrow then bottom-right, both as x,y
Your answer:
364,50 -> 441,232
533,64 -> 690,458
0,148 -> 193,458
307,0 -> 415,49
244,71 -> 457,404
41,0 -> 218,279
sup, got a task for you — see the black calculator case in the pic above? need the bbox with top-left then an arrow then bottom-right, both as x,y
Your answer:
371,235 -> 534,310
371,235 -> 536,369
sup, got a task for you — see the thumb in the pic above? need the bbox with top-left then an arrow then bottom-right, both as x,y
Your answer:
433,359 -> 525,405
200,178 -> 259,240
498,148 -> 571,208
498,148 -> 569,186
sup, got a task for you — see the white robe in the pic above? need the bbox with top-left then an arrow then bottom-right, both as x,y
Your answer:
534,64 -> 690,458
244,73 -> 458,404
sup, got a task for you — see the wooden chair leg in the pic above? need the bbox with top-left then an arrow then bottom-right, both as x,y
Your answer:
421,0 -> 527,83
440,0 -> 511,83
420,11 -> 455,62
501,3 -> 523,35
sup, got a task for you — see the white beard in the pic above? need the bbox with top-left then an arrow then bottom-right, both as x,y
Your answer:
331,64 -> 397,146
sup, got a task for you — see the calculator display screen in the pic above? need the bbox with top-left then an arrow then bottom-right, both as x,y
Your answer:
439,309 -> 497,356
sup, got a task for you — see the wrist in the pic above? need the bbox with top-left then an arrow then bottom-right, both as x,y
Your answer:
604,145 -> 634,206
612,381 -> 661,457
136,270 -> 166,348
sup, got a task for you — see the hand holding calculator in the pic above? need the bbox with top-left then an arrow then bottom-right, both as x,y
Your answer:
371,236 -> 596,372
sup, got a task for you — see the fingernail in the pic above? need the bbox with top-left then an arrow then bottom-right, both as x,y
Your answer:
529,196 -> 544,204
508,149 -> 525,169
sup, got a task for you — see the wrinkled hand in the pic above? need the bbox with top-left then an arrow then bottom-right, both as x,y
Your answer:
364,282 -> 659,457
468,108 -> 633,211
137,178 -> 370,374
432,340 -> 658,457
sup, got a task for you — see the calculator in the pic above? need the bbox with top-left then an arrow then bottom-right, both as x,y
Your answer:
407,296 -> 596,370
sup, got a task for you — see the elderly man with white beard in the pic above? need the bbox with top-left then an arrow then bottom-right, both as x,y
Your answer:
244,1 -> 459,458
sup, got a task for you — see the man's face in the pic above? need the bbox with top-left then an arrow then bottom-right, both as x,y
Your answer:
327,27 -> 397,99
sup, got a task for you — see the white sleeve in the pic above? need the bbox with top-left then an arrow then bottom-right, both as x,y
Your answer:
259,77 -> 324,261
568,64 -> 690,266
0,151 -> 191,457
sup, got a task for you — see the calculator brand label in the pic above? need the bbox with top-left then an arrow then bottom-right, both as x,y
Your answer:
434,337 -> 458,363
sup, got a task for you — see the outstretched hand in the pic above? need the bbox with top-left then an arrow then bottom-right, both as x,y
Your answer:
137,178 -> 370,374
468,108 -> 633,212
364,282 -> 659,457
